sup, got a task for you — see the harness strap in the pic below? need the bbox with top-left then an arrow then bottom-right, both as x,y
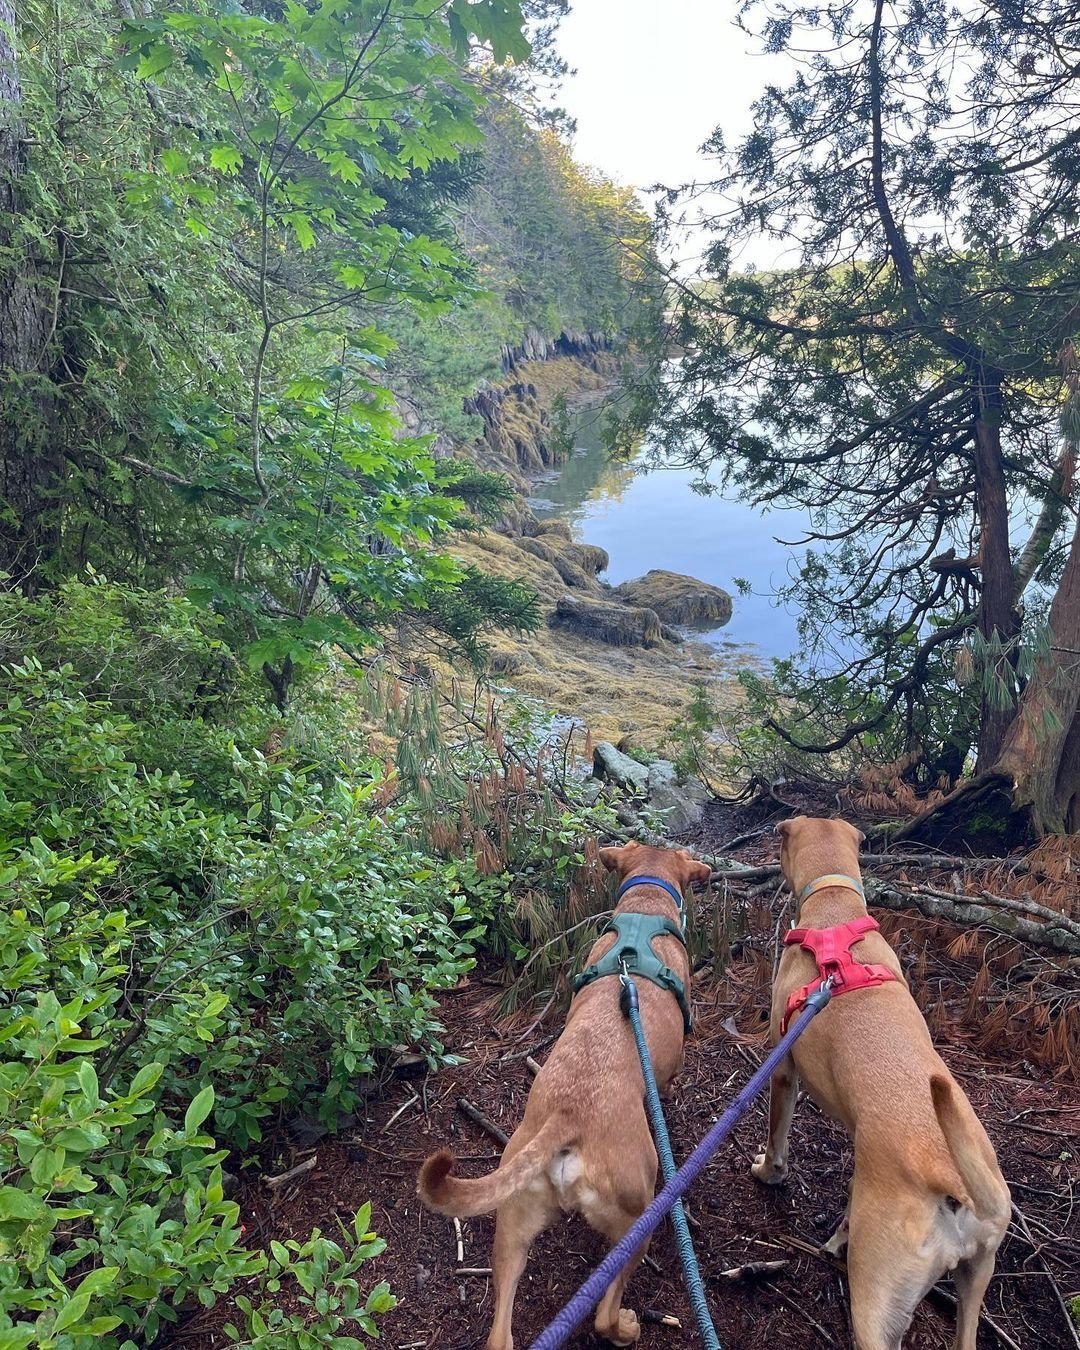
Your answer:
781,915 -> 897,1032
573,912 -> 692,1033
616,874 -> 686,915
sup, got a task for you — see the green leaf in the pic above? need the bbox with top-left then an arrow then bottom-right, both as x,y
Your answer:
52,1292 -> 92,1334
209,144 -> 244,175
129,1062 -> 164,1098
185,1084 -> 215,1134
136,43 -> 174,80
0,1187 -> 48,1222
74,1266 -> 120,1298
160,148 -> 189,175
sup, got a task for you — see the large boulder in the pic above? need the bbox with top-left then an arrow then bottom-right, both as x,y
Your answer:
533,519 -> 573,542
551,594 -> 663,648
513,536 -> 598,591
614,570 -> 733,627
561,542 -> 609,576
592,741 -> 650,794
646,760 -> 710,833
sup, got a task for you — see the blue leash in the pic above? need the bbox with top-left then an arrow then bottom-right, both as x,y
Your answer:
527,980 -> 834,1350
620,969 -> 720,1349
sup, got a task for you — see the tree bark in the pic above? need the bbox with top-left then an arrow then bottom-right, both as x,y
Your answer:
972,375 -> 1021,768
906,508 -> 1080,842
992,508 -> 1080,833
0,0 -> 61,589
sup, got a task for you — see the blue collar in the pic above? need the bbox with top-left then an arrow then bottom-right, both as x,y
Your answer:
616,875 -> 685,911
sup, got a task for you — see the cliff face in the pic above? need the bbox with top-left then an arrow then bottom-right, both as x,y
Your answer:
443,344 -> 752,751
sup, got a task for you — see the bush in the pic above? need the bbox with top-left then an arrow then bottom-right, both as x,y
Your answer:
0,583 -> 488,1345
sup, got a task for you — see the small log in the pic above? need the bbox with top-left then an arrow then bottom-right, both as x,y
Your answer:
456,1097 -> 510,1147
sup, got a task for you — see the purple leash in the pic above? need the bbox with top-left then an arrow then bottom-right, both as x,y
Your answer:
527,981 -> 833,1350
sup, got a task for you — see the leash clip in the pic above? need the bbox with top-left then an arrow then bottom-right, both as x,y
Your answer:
802,976 -> 834,1015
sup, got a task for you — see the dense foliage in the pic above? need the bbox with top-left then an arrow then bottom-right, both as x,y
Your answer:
629,0 -> 1080,831
0,581 -> 611,1344
0,0 -> 661,1340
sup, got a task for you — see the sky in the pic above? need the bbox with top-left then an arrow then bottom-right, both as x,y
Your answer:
555,0 -> 792,269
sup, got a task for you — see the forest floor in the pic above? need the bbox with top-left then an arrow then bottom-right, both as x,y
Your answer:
166,793 -> 1080,1350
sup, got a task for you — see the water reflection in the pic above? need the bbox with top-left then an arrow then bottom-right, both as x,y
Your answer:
531,407 -> 806,660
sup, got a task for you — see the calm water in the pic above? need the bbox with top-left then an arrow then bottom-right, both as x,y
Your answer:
527,407 -> 808,660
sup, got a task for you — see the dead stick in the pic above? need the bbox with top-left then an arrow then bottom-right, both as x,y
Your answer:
383,1091 -> 419,1133
457,1267 -> 493,1276
525,1056 -> 542,1077
456,1097 -> 510,1148
263,1155 -> 317,1188
453,1217 -> 464,1265
1011,1204 -> 1080,1350
642,1310 -> 681,1328
764,1281 -> 834,1345
718,1259 -> 789,1280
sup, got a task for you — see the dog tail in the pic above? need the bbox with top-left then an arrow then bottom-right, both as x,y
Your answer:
931,1075 -> 1008,1222
417,1115 -> 573,1218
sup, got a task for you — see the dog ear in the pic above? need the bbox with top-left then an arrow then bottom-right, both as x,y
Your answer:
846,822 -> 867,848
598,846 -> 625,873
775,818 -> 795,838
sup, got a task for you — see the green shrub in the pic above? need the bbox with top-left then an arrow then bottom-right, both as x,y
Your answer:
0,584 -> 491,1344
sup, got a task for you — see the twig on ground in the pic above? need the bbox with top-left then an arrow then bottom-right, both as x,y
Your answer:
764,1280 -> 835,1344
453,1217 -> 464,1265
457,1267 -> 492,1277
1010,1204 -> 1080,1350
642,1309 -> 681,1328
383,1091 -> 420,1133
263,1155 -> 317,1188
525,1056 -> 543,1077
456,1097 -> 510,1148
717,1259 -> 790,1280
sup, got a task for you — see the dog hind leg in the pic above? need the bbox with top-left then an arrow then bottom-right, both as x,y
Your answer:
485,1188 -> 558,1350
847,1191 -> 935,1350
591,1207 -> 650,1347
951,1244 -> 997,1350
751,1054 -> 798,1185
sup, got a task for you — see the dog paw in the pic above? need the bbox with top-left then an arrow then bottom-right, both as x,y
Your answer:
609,1309 -> 640,1346
751,1152 -> 788,1186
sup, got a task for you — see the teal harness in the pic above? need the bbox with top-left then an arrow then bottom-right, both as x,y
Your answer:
572,877 -> 692,1033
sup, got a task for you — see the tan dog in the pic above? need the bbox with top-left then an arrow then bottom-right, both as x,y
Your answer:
753,816 -> 1010,1349
417,842 -> 711,1350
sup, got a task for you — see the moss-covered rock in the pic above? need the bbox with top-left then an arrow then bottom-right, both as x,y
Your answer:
561,542 -> 609,576
551,594 -> 663,648
614,570 -> 733,627
533,519 -> 573,542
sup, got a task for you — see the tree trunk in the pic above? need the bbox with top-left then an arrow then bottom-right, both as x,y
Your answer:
992,507 -> 1080,833
0,0 -> 60,589
972,376 -> 1021,769
905,508 -> 1080,843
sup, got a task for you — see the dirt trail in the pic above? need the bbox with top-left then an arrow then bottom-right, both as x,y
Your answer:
167,807 -> 1080,1350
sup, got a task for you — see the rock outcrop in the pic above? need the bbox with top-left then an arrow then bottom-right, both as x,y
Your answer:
591,742 -> 711,830
551,594 -> 663,648
614,570 -> 733,627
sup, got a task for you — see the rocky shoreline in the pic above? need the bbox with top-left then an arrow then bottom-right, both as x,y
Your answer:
445,339 -> 761,750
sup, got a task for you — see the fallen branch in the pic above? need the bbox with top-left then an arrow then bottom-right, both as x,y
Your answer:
263,1155 -> 317,1188
457,1267 -> 492,1277
717,1259 -> 790,1281
642,1310 -> 681,1329
866,879 -> 1080,955
456,1097 -> 510,1148
453,1217 -> 464,1265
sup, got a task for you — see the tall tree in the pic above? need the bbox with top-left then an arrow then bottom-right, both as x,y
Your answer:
0,0 -> 60,588
633,0 -> 1080,834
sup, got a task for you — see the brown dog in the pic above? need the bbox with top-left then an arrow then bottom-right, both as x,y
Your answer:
417,842 -> 711,1350
754,817 -> 1010,1349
